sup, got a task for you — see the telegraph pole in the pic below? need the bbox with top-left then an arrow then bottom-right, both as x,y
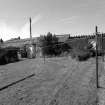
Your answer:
96,26 -> 99,88
29,17 -> 32,43
102,33 -> 104,62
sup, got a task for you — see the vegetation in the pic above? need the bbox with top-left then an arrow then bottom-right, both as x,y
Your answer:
66,38 -> 96,61
39,33 -> 97,60
0,38 -> 3,43
39,32 -> 71,56
0,47 -> 19,65
0,57 -> 97,105
1,33 -> 105,63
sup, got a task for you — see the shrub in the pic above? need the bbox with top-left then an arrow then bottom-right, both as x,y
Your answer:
39,32 -> 61,56
70,48 -> 91,61
0,47 -> 19,65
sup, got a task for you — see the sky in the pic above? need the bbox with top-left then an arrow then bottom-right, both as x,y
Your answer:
0,0 -> 105,40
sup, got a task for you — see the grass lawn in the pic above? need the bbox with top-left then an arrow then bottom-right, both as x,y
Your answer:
0,57 -> 98,105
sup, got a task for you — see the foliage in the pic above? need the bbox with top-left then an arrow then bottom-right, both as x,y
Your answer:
68,38 -> 96,61
61,42 -> 71,52
39,32 -> 61,56
0,38 -> 3,43
0,47 -> 19,65
0,39 -> 3,48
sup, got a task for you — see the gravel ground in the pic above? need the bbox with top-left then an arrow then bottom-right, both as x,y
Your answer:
0,57 -> 97,105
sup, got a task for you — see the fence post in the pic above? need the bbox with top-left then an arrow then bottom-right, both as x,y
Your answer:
95,26 -> 99,88
44,54 -> 45,64
43,51 -> 45,64
102,33 -> 104,62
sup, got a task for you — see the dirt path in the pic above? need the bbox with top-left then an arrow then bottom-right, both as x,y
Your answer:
0,57 -> 97,105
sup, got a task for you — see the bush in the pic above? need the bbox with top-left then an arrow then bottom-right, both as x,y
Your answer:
0,47 -> 19,65
70,48 -> 91,61
39,32 -> 61,56
76,53 -> 90,61
60,43 -> 71,53
39,33 -> 72,57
